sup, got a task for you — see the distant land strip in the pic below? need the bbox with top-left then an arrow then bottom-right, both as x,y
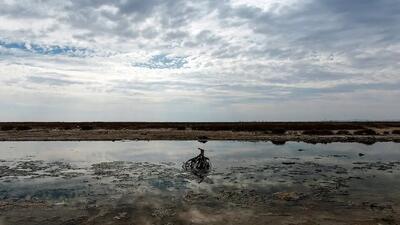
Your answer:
1,122 -> 400,144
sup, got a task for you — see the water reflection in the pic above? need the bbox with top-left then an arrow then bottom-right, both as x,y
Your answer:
182,148 -> 211,183
1,141 -> 400,224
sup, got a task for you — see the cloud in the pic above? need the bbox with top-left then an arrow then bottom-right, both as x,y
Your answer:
26,75 -> 85,86
0,0 -> 399,121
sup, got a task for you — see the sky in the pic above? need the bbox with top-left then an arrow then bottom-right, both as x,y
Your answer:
0,0 -> 399,121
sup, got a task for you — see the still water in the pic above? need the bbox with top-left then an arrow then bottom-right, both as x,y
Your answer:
1,141 -> 400,225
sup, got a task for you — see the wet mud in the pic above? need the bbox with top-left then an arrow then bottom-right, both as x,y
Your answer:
0,141 -> 400,225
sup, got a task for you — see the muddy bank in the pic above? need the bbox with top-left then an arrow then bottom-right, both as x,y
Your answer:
1,128 -> 400,143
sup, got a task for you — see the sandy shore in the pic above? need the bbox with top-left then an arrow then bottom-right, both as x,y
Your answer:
1,128 -> 400,143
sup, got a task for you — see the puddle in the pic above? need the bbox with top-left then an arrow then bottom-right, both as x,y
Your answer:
0,141 -> 400,224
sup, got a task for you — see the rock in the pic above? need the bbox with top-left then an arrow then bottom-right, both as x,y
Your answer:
271,140 -> 286,145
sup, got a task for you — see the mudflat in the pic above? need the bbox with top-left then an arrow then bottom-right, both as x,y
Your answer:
1,141 -> 400,225
1,122 -> 400,143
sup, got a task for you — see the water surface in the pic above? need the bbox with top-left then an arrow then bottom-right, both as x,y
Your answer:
1,141 -> 399,225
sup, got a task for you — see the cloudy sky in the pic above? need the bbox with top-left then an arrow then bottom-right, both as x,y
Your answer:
0,0 -> 399,121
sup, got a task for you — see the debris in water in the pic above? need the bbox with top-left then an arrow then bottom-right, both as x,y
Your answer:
183,148 -> 211,183
197,136 -> 209,143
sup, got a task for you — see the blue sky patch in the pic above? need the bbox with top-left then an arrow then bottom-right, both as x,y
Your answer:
134,54 -> 188,69
0,39 -> 91,57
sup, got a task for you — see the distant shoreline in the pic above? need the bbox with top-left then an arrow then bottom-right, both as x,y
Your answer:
1,122 -> 400,143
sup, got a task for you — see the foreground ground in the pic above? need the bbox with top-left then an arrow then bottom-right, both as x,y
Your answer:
1,122 -> 400,143
0,141 -> 399,225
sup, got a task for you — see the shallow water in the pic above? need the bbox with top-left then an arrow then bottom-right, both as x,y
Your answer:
1,141 -> 400,225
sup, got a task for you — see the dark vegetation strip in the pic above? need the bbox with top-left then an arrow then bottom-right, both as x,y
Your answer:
353,129 -> 378,135
1,122 -> 400,132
